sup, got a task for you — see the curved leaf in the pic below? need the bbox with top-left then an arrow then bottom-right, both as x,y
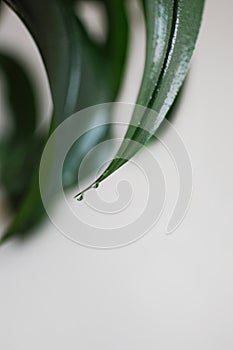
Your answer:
1,0 -> 82,243
103,0 -> 129,98
0,52 -> 37,136
1,0 -> 129,242
5,0 -> 81,125
63,0 -> 129,187
77,0 -> 205,195
0,52 -> 43,209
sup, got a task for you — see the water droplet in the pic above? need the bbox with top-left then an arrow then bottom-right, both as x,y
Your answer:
76,193 -> 83,201
92,182 -> 99,189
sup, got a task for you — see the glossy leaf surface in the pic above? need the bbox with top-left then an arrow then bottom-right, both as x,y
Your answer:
86,0 -> 205,189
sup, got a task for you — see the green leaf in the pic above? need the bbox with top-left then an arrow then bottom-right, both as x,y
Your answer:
75,0 -> 128,107
5,0 -> 81,126
63,1 -> 129,188
0,135 -> 45,209
1,0 -> 129,242
0,52 -> 37,137
1,0 -> 82,243
77,0 -> 205,192
137,0 -> 174,107
0,52 -> 43,209
103,0 -> 129,98
0,172 -> 44,244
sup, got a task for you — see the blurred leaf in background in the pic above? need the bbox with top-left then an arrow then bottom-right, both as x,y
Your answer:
0,0 -> 129,243
0,53 -> 43,209
0,0 -> 205,244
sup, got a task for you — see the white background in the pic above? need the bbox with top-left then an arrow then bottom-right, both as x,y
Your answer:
0,0 -> 233,349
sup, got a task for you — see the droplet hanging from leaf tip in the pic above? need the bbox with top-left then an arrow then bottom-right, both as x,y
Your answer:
76,193 -> 83,201
92,182 -> 99,189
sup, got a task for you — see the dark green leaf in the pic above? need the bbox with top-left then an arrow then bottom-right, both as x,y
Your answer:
1,0 -> 129,242
1,0 -> 82,243
0,52 -> 37,136
82,0 -> 205,189
103,0 -> 129,98
0,52 -> 43,210
63,1 -> 129,188
5,0 -> 81,125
